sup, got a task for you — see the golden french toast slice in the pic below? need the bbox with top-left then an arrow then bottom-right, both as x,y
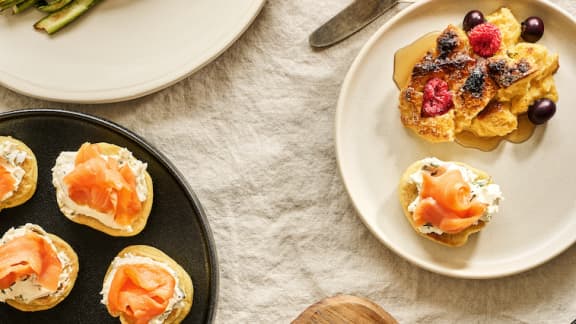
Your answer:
468,42 -> 558,136
495,42 -> 559,114
452,61 -> 499,132
399,25 -> 475,142
399,87 -> 456,142
409,25 -> 475,92
487,56 -> 537,89
398,6 -> 559,144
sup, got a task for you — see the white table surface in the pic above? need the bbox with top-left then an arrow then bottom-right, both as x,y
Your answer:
1,0 -> 575,323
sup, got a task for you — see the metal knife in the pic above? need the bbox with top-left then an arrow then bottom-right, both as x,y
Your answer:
309,0 -> 400,48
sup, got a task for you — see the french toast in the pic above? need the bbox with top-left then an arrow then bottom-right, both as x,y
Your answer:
398,7 -> 559,143
399,25 -> 476,142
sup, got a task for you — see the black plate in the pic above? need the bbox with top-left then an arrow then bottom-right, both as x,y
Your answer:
0,109 -> 218,323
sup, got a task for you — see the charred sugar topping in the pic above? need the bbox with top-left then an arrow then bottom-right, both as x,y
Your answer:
462,66 -> 486,98
487,58 -> 534,87
412,53 -> 474,76
403,87 -> 415,100
436,54 -> 475,71
437,29 -> 459,58
412,27 -> 475,78
412,53 -> 437,75
517,60 -> 530,73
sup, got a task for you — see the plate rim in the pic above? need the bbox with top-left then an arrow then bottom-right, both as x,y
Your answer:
0,108 -> 220,322
335,0 -> 576,279
0,0 -> 266,104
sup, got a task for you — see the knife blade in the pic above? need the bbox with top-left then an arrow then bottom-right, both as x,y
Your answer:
309,0 -> 399,48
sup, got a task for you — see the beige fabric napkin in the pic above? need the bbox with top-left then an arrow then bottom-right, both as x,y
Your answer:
0,0 -> 575,322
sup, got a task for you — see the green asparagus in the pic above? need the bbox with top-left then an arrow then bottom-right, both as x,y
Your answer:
4,0 -> 102,35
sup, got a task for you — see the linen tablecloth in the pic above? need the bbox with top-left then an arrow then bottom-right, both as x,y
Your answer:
1,1 -> 575,322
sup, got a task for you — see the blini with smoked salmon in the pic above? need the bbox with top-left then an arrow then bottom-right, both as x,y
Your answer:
52,142 -> 153,237
1,225 -> 79,312
0,136 -> 37,211
102,245 -> 193,323
398,159 -> 491,247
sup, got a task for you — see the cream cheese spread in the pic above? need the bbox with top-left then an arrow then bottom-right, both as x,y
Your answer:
100,254 -> 186,324
51,147 -> 148,232
407,157 -> 503,235
0,224 -> 71,303
0,140 -> 28,201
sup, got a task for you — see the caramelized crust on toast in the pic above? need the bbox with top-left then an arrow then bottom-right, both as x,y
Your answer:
453,61 -> 499,132
410,25 -> 475,91
399,26 -> 475,142
487,56 -> 536,88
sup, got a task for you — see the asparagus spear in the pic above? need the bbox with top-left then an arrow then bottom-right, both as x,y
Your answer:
12,0 -> 36,13
36,0 -> 72,13
0,0 -> 27,11
34,0 -> 101,35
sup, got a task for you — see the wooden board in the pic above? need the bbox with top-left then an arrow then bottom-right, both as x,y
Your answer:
292,294 -> 398,324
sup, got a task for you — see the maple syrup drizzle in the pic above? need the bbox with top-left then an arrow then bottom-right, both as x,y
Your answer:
393,33 -> 537,151
393,32 -> 439,90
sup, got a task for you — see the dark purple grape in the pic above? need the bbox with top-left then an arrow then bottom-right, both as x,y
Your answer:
521,16 -> 545,42
528,98 -> 556,125
463,10 -> 485,32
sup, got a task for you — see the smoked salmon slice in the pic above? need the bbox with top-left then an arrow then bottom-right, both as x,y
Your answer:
74,142 -> 102,165
0,164 -> 16,200
64,143 -> 142,226
0,233 -> 62,291
414,168 -> 486,234
107,264 -> 175,324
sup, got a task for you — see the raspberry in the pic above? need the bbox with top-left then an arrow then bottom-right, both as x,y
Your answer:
422,78 -> 453,117
468,23 -> 502,57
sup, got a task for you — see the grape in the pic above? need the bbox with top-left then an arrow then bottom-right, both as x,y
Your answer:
528,98 -> 556,125
521,16 -> 545,42
463,10 -> 485,32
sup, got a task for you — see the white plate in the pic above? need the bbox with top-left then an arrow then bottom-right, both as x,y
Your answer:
336,0 -> 576,278
0,0 -> 265,103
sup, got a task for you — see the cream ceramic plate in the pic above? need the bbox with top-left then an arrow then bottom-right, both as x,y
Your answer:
336,0 -> 576,278
0,0 -> 265,103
